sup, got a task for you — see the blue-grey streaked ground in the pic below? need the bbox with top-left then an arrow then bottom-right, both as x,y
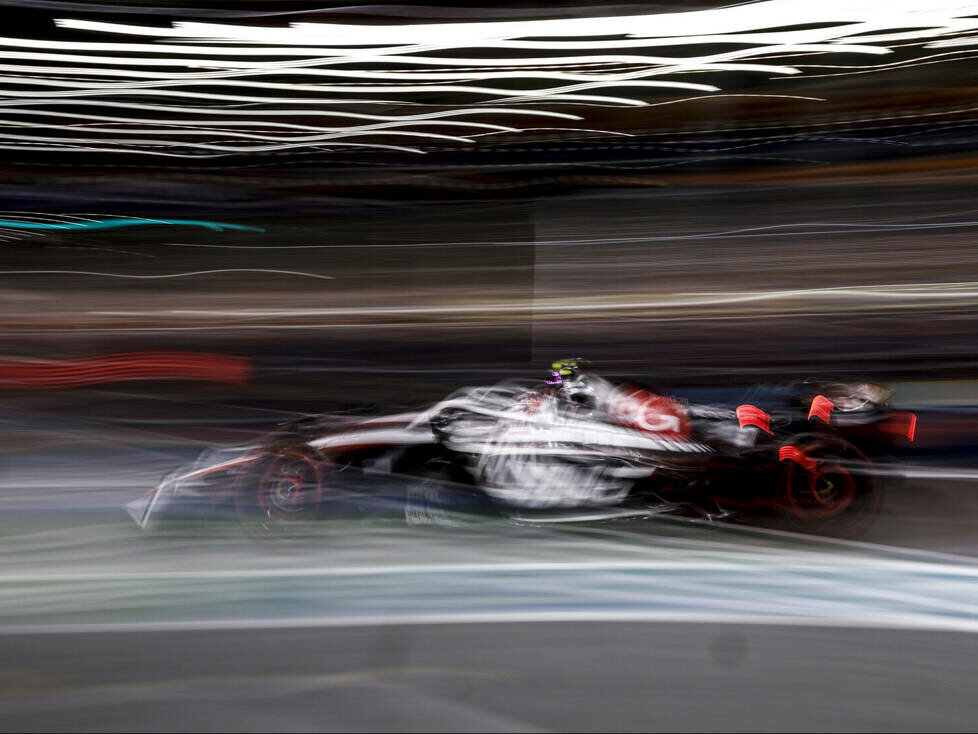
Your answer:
1,393 -> 977,732
0,446 -> 977,733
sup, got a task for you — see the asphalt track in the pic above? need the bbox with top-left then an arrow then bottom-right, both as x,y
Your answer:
1,443 -> 978,732
3,621 -> 978,733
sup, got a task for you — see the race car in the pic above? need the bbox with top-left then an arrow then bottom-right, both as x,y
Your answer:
127,359 -> 917,538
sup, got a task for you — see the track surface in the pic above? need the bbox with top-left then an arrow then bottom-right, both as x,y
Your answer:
3,621 -> 978,733
1,440 -> 978,732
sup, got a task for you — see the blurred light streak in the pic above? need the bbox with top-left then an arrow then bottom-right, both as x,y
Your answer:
0,83 -> 679,109
0,58 -> 806,78
153,216 -> 978,249
0,352 -> 251,388
54,3 -> 978,46
927,35 -> 978,47
793,49 -> 978,78
0,141 -> 429,156
0,101 -> 583,121
0,217 -> 260,232
82,280 -> 978,322
471,127 -> 634,139
0,110 -> 522,135
0,74 -> 721,96
3,1 -> 973,157
0,129 -> 481,147
8,541 -> 978,631
0,268 -> 335,280
0,0 -> 367,17
6,612 -> 978,636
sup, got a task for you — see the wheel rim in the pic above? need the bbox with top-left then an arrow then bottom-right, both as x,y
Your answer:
256,450 -> 324,524
784,460 -> 857,519
776,433 -> 883,539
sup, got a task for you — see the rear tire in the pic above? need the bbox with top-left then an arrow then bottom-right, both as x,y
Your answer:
776,435 -> 881,538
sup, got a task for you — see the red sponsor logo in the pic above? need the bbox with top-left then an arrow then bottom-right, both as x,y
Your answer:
611,386 -> 690,439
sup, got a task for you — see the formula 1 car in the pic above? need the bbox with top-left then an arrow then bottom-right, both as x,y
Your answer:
128,361 -> 917,539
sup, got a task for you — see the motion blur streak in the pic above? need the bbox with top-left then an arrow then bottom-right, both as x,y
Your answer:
0,353 -> 251,387
1,0 -> 978,731
0,268 -> 335,280
0,216 -> 261,232
0,1 -> 970,155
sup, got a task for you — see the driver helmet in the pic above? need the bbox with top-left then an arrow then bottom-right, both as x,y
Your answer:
545,357 -> 596,406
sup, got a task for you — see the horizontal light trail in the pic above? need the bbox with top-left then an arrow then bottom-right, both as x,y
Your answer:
0,34 -> 892,57
0,109 -> 522,134
4,548 -> 978,634
0,74 -> 723,95
54,3 -> 978,46
927,35 -> 978,47
0,129 -> 478,145
0,141 -> 427,156
0,57 -> 806,77
0,1 -> 970,156
210,219 -> 973,251
85,281 -> 978,320
0,85 -> 647,108
6,610 -> 978,636
0,268 -> 334,280
0,51 -> 847,85
0,217 -> 259,232
5,556 -> 978,583
0,100 -> 584,121
0,0 -> 344,17
0,352 -> 251,387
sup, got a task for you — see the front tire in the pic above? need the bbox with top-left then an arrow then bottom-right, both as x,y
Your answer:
235,447 -> 326,538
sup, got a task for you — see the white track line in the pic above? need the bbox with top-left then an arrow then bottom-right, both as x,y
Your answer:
5,610 -> 978,636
